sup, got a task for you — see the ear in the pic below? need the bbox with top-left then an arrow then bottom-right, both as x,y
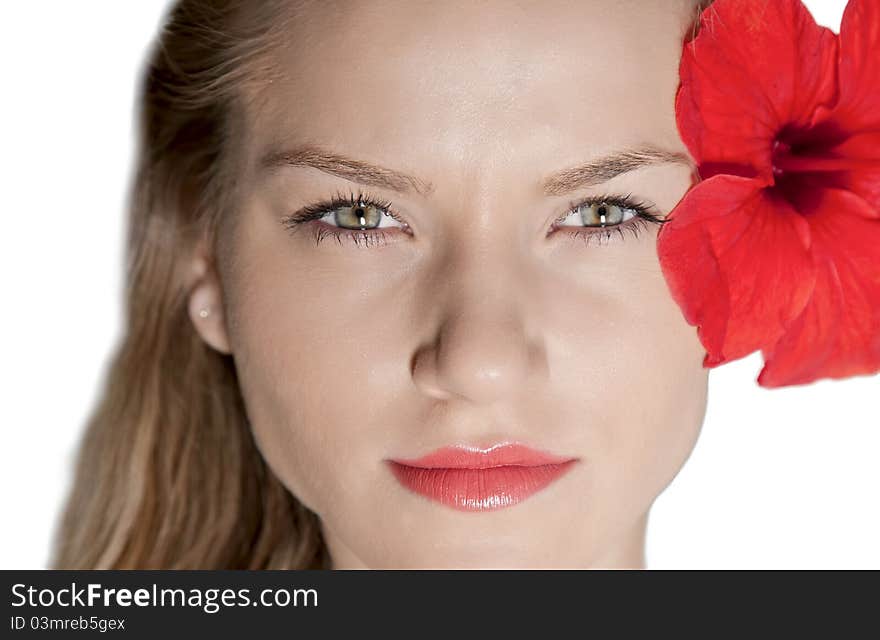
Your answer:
186,243 -> 232,355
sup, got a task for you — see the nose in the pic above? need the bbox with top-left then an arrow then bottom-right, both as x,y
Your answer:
410,242 -> 545,405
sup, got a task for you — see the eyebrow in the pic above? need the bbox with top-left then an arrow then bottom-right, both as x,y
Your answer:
258,143 -> 691,198
259,144 -> 436,197
541,146 -> 693,196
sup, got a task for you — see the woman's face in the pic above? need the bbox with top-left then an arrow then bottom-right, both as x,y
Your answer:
191,0 -> 709,568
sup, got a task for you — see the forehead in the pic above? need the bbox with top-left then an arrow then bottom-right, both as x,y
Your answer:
244,0 -> 693,179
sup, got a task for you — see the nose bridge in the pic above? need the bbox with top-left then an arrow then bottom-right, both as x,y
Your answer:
411,228 -> 545,404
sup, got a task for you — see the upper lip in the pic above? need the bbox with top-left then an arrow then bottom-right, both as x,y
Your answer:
388,442 -> 576,470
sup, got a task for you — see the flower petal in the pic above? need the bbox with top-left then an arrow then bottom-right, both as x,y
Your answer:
825,0 -> 880,212
834,0 -> 880,132
657,175 -> 816,367
757,188 -> 880,387
677,0 -> 838,179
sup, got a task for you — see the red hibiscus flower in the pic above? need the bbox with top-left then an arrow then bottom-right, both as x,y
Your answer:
658,0 -> 880,387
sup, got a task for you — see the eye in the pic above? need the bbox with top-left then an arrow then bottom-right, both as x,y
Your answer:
556,201 -> 636,227
325,199 -> 404,231
551,194 -> 665,247
281,188 -> 411,248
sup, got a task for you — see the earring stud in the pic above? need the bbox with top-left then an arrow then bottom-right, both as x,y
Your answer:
198,308 -> 210,319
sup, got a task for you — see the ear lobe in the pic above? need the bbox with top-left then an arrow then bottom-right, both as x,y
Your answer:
187,254 -> 232,355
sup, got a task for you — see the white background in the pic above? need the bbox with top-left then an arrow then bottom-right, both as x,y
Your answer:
2,0 -> 876,569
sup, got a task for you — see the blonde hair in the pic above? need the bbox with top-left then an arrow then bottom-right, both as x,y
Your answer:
51,0 -> 329,569
51,0 -> 713,569
688,0 -> 717,42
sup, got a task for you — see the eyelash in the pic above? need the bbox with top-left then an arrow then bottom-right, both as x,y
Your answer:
280,187 -> 666,249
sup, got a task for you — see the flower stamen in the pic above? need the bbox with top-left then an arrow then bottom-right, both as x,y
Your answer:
772,139 -> 877,175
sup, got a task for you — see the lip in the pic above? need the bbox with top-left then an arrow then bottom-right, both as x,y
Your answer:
387,443 -> 579,512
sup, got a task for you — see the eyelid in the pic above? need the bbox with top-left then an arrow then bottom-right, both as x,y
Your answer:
285,189 -> 660,227
560,191 -> 660,223
283,187 -> 408,227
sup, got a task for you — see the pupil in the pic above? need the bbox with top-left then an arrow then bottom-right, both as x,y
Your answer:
597,205 -> 607,215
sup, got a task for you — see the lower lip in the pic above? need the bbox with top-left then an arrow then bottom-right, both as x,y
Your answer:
387,460 -> 578,512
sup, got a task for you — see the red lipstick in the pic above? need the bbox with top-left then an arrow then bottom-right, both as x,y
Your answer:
387,443 -> 578,512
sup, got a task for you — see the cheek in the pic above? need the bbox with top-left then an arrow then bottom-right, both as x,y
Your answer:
575,266 -> 707,505
539,238 -> 708,508
221,241 -> 413,515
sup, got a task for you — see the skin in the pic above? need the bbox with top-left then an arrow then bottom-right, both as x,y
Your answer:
188,0 -> 709,568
